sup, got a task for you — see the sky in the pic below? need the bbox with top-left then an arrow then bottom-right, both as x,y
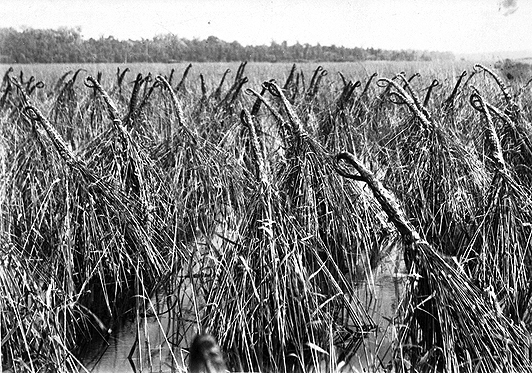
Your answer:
0,0 -> 529,55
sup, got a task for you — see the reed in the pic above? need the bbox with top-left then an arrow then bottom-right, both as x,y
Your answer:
1,60 -> 531,372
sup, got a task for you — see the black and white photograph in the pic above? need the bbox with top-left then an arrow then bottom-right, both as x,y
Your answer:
1,1 -> 532,372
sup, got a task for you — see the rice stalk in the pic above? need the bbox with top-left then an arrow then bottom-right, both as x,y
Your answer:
0,240 -> 90,373
213,68 -> 231,101
471,89 -> 532,185
335,151 -> 532,373
377,76 -> 487,254
262,80 -> 388,347
460,92 -> 532,327
442,70 -> 468,115
155,75 -> 245,242
203,109 -> 370,373
475,64 -> 513,106
22,102 -> 172,338
176,63 -> 193,93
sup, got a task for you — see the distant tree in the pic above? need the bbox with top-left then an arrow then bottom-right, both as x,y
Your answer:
0,27 -> 455,63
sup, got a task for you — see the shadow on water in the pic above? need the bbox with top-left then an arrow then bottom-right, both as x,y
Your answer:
82,279 -> 195,373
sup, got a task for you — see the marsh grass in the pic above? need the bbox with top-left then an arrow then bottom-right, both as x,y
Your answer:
1,60 -> 532,373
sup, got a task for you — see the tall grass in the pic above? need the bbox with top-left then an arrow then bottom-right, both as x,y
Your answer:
1,59 -> 532,372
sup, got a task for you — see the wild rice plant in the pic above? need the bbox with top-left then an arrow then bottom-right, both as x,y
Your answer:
14,89 -> 174,370
154,75 -> 245,242
336,151 -> 532,373
461,91 -> 532,326
51,69 -> 85,148
202,109 -> 373,373
377,74 -> 487,254
2,61 -> 532,373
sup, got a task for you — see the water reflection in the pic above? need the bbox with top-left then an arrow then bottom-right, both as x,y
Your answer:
84,244 -> 405,373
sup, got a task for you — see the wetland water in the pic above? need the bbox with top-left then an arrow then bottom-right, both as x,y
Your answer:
84,245 -> 405,373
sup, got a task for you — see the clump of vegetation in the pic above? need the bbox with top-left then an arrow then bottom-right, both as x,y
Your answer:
495,58 -> 532,81
1,60 -> 532,373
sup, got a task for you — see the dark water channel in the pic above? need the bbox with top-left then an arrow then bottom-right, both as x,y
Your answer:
83,245 -> 405,373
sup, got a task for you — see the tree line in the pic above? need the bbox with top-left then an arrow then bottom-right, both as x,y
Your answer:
0,27 -> 455,64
